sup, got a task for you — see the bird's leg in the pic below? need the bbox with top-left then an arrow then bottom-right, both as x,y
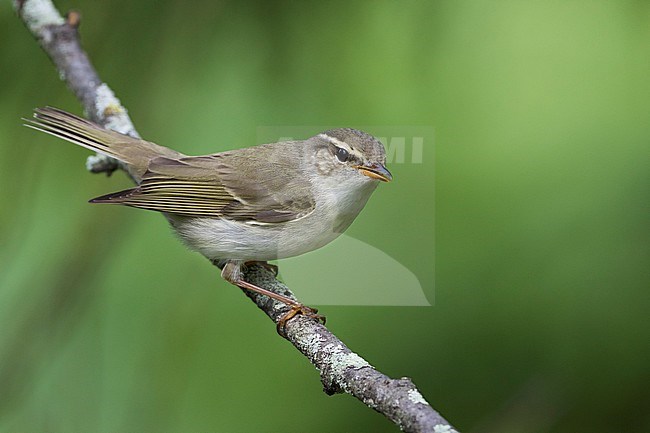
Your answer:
219,260 -> 325,334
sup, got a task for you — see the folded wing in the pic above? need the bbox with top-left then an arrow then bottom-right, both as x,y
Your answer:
91,148 -> 315,223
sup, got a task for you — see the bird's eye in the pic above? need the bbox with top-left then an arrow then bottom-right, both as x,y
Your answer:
335,147 -> 350,162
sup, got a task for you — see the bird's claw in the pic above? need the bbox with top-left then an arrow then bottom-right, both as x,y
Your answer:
276,304 -> 326,336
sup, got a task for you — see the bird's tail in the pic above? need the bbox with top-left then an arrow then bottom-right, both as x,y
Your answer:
24,107 -> 181,173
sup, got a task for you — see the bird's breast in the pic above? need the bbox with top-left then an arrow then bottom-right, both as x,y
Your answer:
168,181 -> 378,262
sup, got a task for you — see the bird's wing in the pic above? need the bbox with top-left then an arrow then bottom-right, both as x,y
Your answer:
90,144 -> 315,223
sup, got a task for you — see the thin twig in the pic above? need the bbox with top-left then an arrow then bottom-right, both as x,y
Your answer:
15,1 -> 458,431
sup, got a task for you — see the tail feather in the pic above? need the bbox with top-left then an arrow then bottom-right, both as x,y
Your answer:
25,107 -> 133,163
24,107 -> 183,176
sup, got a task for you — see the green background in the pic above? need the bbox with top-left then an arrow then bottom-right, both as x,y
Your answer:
1,1 -> 648,432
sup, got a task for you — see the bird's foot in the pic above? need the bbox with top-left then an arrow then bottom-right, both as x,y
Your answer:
277,304 -> 326,336
220,260 -> 326,336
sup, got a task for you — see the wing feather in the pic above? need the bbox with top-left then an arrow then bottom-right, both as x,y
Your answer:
91,149 -> 316,223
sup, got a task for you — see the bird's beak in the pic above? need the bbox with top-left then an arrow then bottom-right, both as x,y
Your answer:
354,163 -> 392,182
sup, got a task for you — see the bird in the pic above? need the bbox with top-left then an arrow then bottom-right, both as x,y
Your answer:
25,107 -> 392,331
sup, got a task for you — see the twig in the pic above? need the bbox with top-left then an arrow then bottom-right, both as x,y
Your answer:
15,1 -> 458,431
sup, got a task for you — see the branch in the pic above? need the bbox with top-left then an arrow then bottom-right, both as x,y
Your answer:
15,1 -> 458,431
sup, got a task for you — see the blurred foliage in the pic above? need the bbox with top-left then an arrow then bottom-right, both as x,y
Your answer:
1,1 -> 649,432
